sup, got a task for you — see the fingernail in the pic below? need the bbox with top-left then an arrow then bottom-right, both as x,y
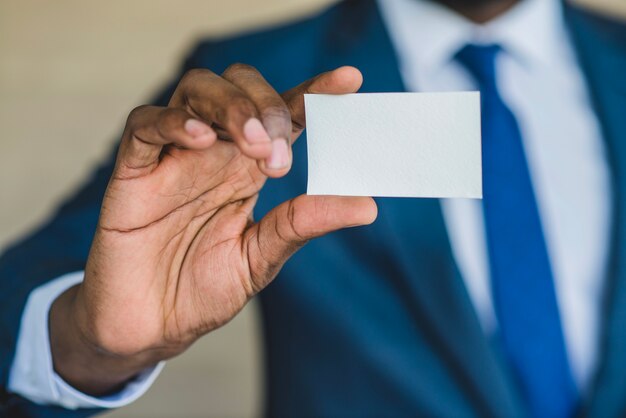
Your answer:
266,138 -> 290,169
185,119 -> 210,137
243,118 -> 271,144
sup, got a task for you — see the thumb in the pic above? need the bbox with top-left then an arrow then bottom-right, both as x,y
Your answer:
244,195 -> 377,293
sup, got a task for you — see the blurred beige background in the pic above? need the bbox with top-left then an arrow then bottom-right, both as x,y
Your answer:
1,0 -> 625,417
0,1 -> 335,417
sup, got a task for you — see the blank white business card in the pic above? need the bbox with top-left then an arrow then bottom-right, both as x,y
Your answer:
304,92 -> 482,198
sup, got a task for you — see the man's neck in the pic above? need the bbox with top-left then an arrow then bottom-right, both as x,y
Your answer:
434,0 -> 521,23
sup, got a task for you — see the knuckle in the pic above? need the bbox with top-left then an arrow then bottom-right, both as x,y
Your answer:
125,105 -> 153,134
262,104 -> 292,135
226,96 -> 256,117
286,199 -> 308,242
263,104 -> 291,122
182,68 -> 213,85
223,62 -> 258,78
127,104 -> 150,123
157,108 -> 181,132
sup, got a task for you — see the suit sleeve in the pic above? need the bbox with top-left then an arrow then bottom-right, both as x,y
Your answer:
0,42 -> 221,417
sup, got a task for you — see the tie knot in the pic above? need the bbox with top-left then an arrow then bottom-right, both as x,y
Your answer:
455,44 -> 500,89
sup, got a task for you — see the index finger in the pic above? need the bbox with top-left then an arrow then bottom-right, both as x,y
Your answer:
169,68 -> 273,160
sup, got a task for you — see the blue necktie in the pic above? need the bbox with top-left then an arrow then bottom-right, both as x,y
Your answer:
455,44 -> 578,418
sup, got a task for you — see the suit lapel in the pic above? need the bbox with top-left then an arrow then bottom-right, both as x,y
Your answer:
316,1 -> 524,416
565,6 -> 626,418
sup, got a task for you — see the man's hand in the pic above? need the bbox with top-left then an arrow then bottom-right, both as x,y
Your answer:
49,65 -> 377,395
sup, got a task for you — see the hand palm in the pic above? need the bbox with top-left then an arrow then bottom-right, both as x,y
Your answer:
77,65 -> 376,358
90,138 -> 271,351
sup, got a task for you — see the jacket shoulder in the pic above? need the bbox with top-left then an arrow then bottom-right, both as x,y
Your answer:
181,1 -> 348,84
571,5 -> 626,51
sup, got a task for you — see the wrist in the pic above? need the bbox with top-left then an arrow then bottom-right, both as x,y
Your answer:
49,285 -> 164,396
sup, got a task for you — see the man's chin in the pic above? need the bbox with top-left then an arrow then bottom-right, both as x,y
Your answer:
431,0 -> 519,7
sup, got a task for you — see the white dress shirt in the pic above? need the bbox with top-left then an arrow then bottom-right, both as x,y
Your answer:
378,0 -> 611,392
8,271 -> 164,409
8,0 -> 612,408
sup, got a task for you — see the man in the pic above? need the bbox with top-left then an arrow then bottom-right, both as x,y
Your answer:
2,0 -> 626,416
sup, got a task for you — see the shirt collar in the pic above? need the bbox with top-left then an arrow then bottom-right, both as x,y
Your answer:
377,0 -> 568,77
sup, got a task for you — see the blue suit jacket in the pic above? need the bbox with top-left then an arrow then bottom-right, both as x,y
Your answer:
2,1 -> 626,417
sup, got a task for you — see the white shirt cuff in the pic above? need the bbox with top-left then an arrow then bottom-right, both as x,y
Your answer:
7,271 -> 164,410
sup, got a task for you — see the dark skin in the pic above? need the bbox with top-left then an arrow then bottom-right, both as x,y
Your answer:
437,0 -> 520,23
50,0 -> 521,397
